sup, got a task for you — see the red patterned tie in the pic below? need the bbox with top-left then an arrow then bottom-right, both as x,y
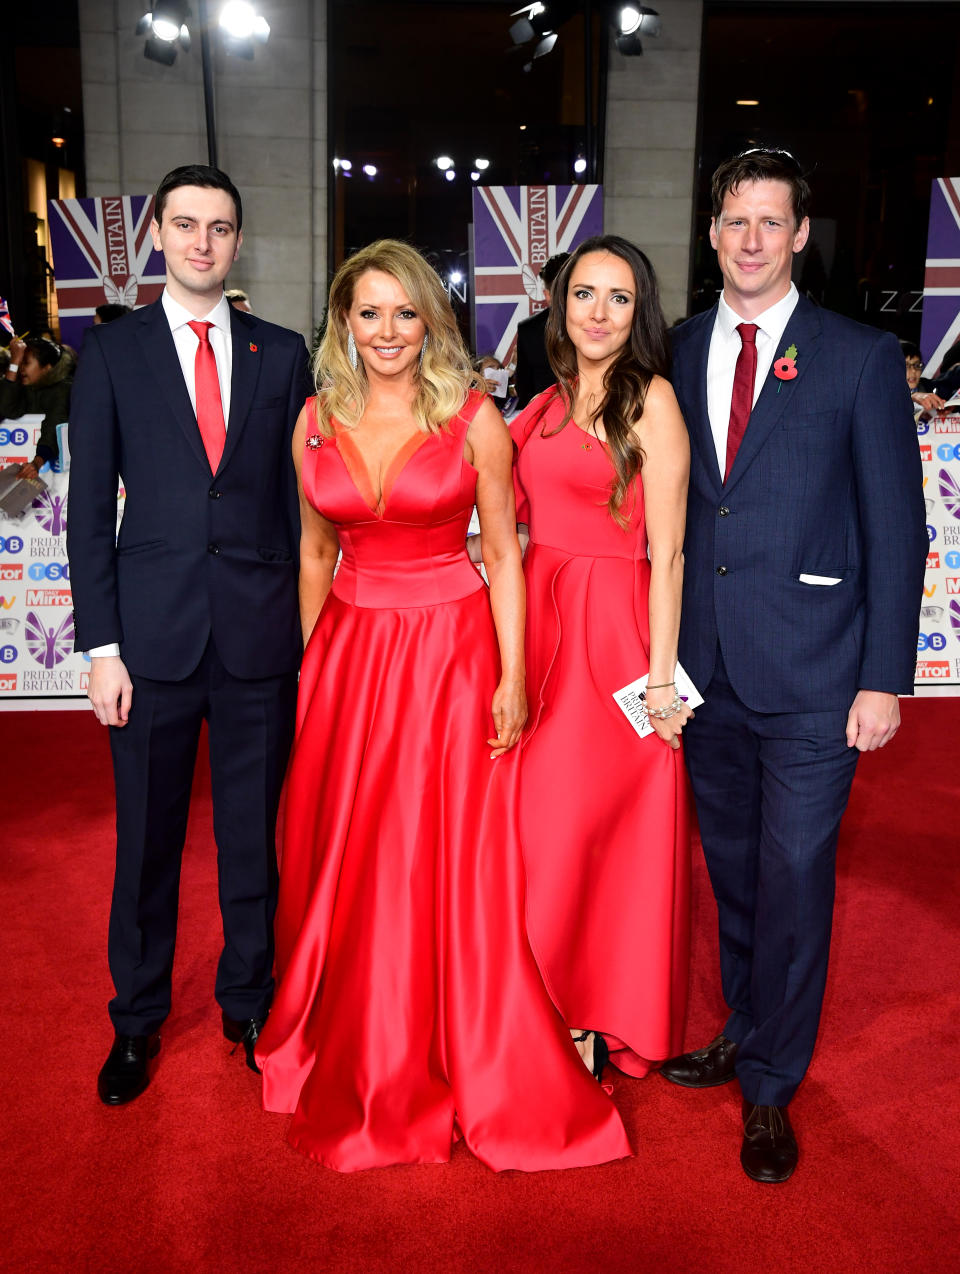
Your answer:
187,320 -> 226,471
724,322 -> 759,482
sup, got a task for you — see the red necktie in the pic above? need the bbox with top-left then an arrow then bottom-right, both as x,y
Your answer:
724,322 -> 759,482
187,320 -> 226,471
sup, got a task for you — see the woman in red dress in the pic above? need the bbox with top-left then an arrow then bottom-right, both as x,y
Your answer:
511,235 -> 693,1080
254,240 -> 630,1172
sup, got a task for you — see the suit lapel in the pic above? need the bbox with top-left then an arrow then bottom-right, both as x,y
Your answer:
677,308 -> 723,496
135,300 -> 211,471
218,308 -> 262,475
723,294 -> 824,494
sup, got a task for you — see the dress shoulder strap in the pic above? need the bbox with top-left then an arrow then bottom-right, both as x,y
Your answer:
448,387 -> 486,437
509,385 -> 561,451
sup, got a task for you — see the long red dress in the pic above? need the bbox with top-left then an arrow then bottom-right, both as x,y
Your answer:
511,391 -> 690,1077
255,390 -> 631,1172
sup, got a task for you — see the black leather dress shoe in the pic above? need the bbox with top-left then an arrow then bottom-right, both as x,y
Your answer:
740,1100 -> 798,1183
97,1033 -> 161,1105
659,1033 -> 739,1088
221,1012 -> 265,1074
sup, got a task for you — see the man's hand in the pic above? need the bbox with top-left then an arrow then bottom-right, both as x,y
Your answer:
845,689 -> 900,752
88,655 -> 134,727
7,337 -> 26,374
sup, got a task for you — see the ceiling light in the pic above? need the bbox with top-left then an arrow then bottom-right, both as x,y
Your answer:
362,164 -> 377,177
735,99 -> 759,107
471,171 -> 480,181
445,170 -> 456,182
435,155 -> 454,171
450,271 -> 463,284
474,158 -> 490,171
574,157 -> 587,174
615,5 -> 660,55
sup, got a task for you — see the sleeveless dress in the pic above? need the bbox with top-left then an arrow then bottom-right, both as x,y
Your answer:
511,391 -> 690,1077
255,390 -> 631,1172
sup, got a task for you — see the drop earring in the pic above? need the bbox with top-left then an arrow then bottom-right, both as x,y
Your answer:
347,331 -> 358,370
418,333 -> 428,372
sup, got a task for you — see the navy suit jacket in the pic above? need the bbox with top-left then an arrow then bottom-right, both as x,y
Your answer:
67,299 -> 312,682
671,294 -> 927,713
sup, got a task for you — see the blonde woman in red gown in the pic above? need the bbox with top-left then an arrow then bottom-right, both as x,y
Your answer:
511,235 -> 692,1081
254,240 -> 630,1172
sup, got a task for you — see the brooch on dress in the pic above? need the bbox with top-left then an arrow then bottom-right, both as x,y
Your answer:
306,435 -> 324,449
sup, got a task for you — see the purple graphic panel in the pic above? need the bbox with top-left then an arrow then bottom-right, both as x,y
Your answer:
472,184 -> 602,365
47,195 -> 166,348
920,178 -> 960,372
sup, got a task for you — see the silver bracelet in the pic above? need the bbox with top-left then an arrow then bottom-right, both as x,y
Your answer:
646,693 -> 684,720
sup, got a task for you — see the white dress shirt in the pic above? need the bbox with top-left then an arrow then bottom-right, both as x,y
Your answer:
88,288 -> 233,660
705,282 -> 799,474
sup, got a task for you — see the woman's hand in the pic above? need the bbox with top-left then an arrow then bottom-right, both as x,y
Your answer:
913,390 -> 945,413
488,676 -> 527,757
645,684 -> 694,751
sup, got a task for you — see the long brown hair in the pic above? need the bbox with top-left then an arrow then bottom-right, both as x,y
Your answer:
544,235 -> 669,525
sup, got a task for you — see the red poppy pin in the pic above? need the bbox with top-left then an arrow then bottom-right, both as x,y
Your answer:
774,343 -> 798,392
249,342 -> 258,353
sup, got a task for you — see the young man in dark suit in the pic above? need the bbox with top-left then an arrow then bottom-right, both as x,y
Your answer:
665,149 -> 926,1181
67,165 -> 312,1104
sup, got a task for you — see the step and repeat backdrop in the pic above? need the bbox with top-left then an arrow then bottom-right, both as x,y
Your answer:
918,405 -> 960,688
0,417 -> 124,700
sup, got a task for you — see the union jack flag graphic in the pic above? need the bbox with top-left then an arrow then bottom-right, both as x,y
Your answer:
0,296 -> 14,337
47,195 -> 166,348
472,185 -> 603,366
920,177 -> 960,375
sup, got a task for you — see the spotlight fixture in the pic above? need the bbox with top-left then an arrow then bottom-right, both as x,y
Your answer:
435,155 -> 454,171
615,5 -> 661,55
450,271 -> 463,285
362,163 -> 377,177
509,2 -> 550,47
219,0 -> 270,58
471,171 -> 480,182
474,158 -> 490,171
573,157 -> 587,174
51,136 -> 67,149
445,170 -> 456,182
137,4 -> 191,64
339,158 -> 353,172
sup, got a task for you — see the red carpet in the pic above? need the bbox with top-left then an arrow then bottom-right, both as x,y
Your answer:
3,700 -> 959,1273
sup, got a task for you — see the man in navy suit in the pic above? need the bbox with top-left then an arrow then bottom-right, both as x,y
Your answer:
67,165 -> 311,1105
663,149 -> 926,1181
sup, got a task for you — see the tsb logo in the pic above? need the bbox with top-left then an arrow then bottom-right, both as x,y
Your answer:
0,427 -> 29,447
937,443 -> 960,462
0,536 -> 24,554
926,525 -> 937,543
0,644 -> 16,663
946,551 -> 960,569
27,562 -> 70,582
917,632 -> 947,652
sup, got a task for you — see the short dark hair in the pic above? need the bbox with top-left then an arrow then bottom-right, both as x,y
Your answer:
154,164 -> 243,231
539,253 -> 570,289
899,339 -> 922,362
95,303 -> 132,323
24,336 -> 62,368
711,148 -> 810,228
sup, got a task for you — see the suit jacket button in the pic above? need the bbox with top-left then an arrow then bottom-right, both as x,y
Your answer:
208,487 -> 221,499
208,543 -> 220,555
716,565 -> 727,575
719,505 -> 730,517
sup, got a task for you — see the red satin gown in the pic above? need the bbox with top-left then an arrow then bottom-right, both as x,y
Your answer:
511,391 -> 690,1077
255,390 -> 631,1172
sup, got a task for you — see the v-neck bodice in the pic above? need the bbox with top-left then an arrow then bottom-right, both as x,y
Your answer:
302,391 -> 486,608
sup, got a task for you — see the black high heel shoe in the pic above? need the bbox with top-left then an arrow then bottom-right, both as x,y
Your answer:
572,1030 -> 609,1082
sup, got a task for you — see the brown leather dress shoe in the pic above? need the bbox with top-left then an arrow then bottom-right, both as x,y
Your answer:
740,1100 -> 798,1183
659,1033 -> 739,1087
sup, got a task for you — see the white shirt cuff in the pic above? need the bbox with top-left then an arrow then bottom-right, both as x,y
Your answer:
87,643 -> 121,658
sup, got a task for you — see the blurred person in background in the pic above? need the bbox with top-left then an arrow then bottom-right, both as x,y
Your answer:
514,252 -> 569,408
226,288 -> 253,314
0,335 -> 74,477
95,304 -> 132,325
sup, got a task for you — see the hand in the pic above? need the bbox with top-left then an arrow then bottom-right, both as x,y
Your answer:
88,655 -> 134,727
8,337 -> 26,369
845,689 -> 900,752
913,390 -> 945,413
488,676 -> 527,757
18,459 -> 40,480
646,685 -> 694,751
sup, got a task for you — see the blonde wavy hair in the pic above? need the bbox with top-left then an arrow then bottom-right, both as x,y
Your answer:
313,239 -> 483,434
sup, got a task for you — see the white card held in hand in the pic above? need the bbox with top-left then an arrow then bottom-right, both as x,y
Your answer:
612,663 -> 705,739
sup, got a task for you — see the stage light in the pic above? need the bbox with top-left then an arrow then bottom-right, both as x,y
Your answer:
362,163 -> 377,177
219,1 -> 270,57
574,157 -> 587,174
137,4 -> 190,63
509,2 -> 549,46
474,158 -> 490,171
735,99 -> 759,107
450,271 -> 463,285
471,171 -> 480,181
615,4 -> 660,55
445,170 -> 456,182
435,156 -> 454,171
339,158 -> 353,172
